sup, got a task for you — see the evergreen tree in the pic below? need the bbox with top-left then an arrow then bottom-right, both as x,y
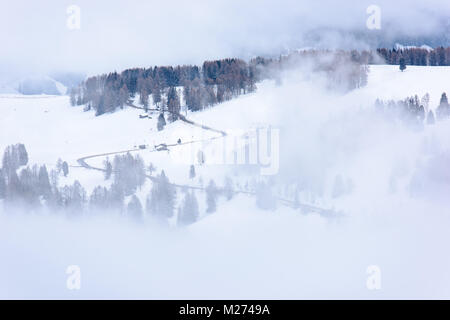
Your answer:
127,195 -> 143,222
157,113 -> 166,131
223,177 -> 234,201
70,88 -> 77,106
139,89 -> 149,110
177,191 -> 199,226
205,180 -> 218,213
152,85 -> 162,107
189,165 -> 196,179
436,92 -> 450,120
167,87 -> 181,122
61,180 -> 86,215
399,57 -> 407,72
119,84 -> 129,108
427,110 -> 436,125
0,169 -> 5,199
421,93 -> 430,112
113,153 -> 146,196
38,165 -> 52,199
148,170 -> 176,219
62,161 -> 69,177
104,158 -> 112,180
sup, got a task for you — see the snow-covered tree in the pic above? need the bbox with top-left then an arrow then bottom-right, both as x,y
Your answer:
0,169 -> 6,199
104,158 -> 112,180
399,57 -> 406,72
157,113 -> 166,131
62,161 -> 69,177
177,191 -> 199,226
189,165 -> 196,179
437,92 -> 450,120
38,165 -> 52,199
147,170 -> 176,219
427,110 -> 436,125
113,153 -> 146,196
223,177 -> 234,201
127,195 -> 143,222
205,179 -> 218,213
255,181 -> 277,210
421,93 -> 430,112
89,186 -> 109,211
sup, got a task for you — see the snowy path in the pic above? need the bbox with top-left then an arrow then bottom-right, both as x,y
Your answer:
77,104 -> 339,219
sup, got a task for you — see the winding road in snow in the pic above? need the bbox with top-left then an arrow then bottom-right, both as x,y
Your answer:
77,103 -> 340,219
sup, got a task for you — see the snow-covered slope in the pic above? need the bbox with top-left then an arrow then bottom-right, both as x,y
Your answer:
1,65 -> 450,299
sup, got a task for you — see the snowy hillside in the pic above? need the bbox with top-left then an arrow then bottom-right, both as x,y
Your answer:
1,64 -> 450,299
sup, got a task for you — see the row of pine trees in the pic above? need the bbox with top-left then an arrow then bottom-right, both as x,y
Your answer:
70,50 -> 371,116
375,92 -> 450,127
0,145 -> 231,226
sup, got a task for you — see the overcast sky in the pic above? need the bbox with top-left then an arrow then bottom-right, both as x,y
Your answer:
0,0 -> 449,78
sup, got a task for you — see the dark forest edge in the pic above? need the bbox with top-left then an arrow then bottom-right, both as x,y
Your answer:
69,49 -> 373,117
69,47 -> 450,118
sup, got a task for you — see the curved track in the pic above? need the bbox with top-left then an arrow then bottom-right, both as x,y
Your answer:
77,103 -> 340,219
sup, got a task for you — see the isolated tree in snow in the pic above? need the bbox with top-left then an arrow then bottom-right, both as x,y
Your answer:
62,161 -> 69,177
189,165 -> 196,179
205,179 -> 218,213
127,195 -> 143,222
157,113 -> 166,131
399,57 -> 406,72
177,191 -> 199,226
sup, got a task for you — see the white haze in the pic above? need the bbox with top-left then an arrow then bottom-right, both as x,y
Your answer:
1,0 -> 449,80
2,62 -> 450,299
